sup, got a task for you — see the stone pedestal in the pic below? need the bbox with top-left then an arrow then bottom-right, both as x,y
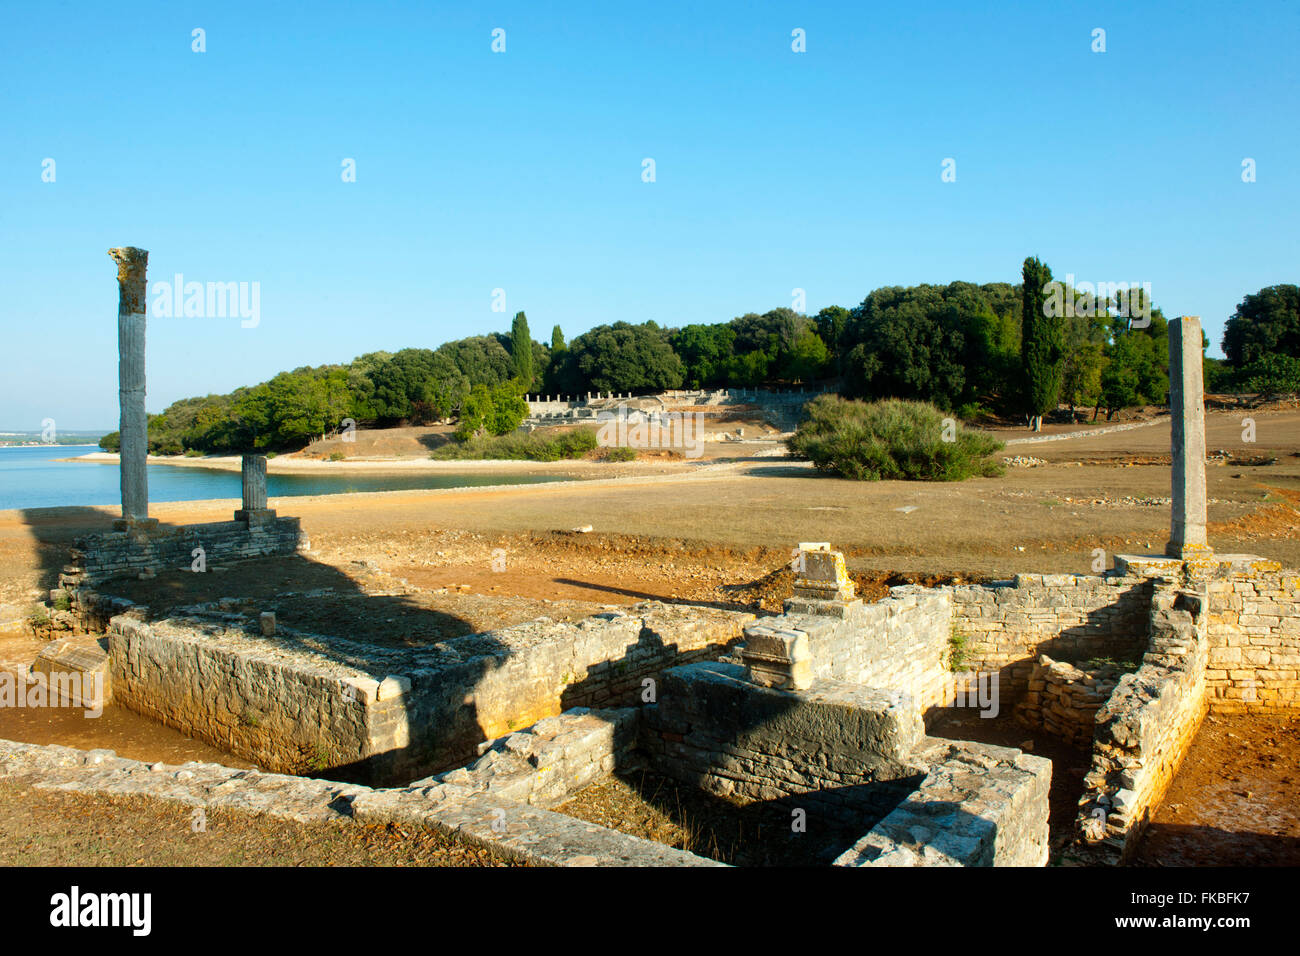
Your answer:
785,542 -> 859,616
234,454 -> 276,525
1165,316 -> 1212,560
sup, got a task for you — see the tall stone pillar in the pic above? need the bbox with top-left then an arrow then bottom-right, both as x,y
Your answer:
235,454 -> 276,525
1165,316 -> 1211,559
108,247 -> 156,532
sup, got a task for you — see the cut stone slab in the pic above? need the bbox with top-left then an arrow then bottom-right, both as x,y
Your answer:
30,636 -> 111,711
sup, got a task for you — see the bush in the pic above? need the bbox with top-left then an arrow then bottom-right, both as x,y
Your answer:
603,446 -> 638,462
328,451 -> 346,461
788,395 -> 1005,481
431,427 -> 599,462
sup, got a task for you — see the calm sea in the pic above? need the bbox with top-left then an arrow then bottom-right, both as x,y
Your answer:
0,445 -> 570,512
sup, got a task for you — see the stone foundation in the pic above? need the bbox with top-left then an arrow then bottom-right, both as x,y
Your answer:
643,661 -> 927,827
1074,580 -> 1209,863
948,573 -> 1152,702
62,518 -> 308,587
1015,655 -> 1125,749
79,597 -> 750,784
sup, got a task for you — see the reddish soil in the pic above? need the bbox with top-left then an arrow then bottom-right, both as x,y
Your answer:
1133,711 -> 1300,866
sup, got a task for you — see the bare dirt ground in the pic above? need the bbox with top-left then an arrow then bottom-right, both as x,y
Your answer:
1133,711 -> 1300,866
1,407 -> 1297,865
0,778 -> 518,866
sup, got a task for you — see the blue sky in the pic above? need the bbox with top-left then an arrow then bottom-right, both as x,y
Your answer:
2,0 -> 1296,430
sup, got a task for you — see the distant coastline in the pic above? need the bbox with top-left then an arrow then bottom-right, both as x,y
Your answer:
61,450 -> 691,477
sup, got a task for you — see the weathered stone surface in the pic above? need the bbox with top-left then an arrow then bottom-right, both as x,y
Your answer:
0,737 -> 719,867
30,635 -> 112,711
1166,316 -> 1211,559
644,661 -> 927,827
1073,580 -> 1210,864
108,246 -> 150,522
834,740 -> 1051,867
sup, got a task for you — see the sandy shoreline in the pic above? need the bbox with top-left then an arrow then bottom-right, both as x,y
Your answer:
60,450 -> 717,477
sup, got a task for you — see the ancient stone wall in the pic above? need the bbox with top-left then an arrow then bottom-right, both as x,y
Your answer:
0,737 -> 718,867
420,707 -> 637,808
642,661 -> 928,828
948,573 -> 1152,698
1015,655 -> 1124,748
777,585 -> 952,709
109,615 -> 411,779
94,600 -> 749,784
1074,582 -> 1209,864
63,518 -> 308,586
1206,563 -> 1300,710
834,739 -> 1052,867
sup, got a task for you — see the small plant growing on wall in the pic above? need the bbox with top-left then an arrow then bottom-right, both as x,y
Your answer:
307,744 -> 332,773
948,628 -> 971,670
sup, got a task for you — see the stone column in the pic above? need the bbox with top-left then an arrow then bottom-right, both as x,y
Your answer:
1165,316 -> 1211,559
108,247 -> 156,532
235,454 -> 276,525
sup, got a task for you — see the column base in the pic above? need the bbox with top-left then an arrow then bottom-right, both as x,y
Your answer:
1164,541 -> 1214,560
235,508 -> 278,526
112,517 -> 159,534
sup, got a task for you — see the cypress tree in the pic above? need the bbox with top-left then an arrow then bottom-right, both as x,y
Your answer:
510,311 -> 533,386
1021,257 -> 1063,431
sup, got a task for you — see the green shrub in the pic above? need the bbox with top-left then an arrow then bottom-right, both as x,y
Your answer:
184,448 -> 203,457
603,446 -> 638,462
431,427 -> 599,462
328,451 -> 346,461
788,395 -> 1005,481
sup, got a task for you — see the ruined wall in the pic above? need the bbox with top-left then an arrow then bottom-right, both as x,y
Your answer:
99,601 -> 750,784
64,519 -> 307,586
1074,583 -> 1209,864
422,708 -> 637,808
948,574 -> 1152,697
0,737 -> 720,867
642,661 -> 927,828
1206,564 -> 1300,711
1015,655 -> 1124,749
781,586 -> 952,709
109,615 -> 411,778
834,739 -> 1052,867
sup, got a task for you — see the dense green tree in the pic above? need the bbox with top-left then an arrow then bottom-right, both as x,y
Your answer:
780,329 -> 831,382
554,321 -> 684,393
1020,257 -> 1063,430
671,324 -> 736,388
840,285 -> 968,409
1222,285 -> 1300,367
813,306 -> 850,360
1238,353 -> 1300,394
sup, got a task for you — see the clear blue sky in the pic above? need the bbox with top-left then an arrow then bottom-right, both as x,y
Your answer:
3,0 -> 1296,430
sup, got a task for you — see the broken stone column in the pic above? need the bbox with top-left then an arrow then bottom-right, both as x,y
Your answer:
1165,316 -> 1211,560
234,454 -> 276,525
108,247 -> 157,532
